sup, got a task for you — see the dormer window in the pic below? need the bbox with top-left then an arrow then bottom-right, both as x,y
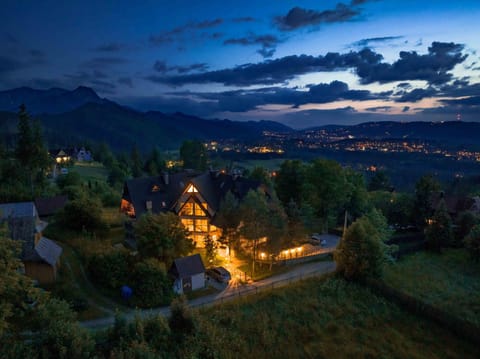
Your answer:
152,184 -> 160,192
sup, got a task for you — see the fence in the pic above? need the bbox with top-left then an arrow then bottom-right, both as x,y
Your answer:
190,264 -> 335,310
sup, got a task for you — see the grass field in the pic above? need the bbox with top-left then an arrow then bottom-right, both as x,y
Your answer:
189,277 -> 477,358
71,161 -> 109,182
383,249 -> 480,326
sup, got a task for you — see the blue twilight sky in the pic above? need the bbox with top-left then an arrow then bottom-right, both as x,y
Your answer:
1,0 -> 479,128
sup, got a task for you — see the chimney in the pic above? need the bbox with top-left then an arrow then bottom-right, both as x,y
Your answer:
163,172 -> 169,185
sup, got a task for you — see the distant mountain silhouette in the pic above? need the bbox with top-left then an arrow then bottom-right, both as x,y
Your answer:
2,86 -> 479,152
0,86 -> 106,114
0,86 -> 292,151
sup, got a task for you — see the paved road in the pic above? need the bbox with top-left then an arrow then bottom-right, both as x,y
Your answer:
81,260 -> 336,330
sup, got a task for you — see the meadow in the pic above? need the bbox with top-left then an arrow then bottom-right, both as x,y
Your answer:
383,249 -> 480,326
186,276 -> 477,359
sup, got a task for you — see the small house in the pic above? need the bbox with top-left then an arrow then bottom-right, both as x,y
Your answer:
0,202 -> 62,284
169,254 -> 205,294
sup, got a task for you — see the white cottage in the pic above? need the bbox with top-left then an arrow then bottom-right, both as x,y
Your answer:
169,254 -> 206,294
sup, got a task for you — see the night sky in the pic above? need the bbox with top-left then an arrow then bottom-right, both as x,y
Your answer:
1,0 -> 479,128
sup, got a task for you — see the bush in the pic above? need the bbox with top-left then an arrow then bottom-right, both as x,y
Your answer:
56,196 -> 108,235
131,258 -> 173,307
87,250 -> 131,290
334,215 -> 385,280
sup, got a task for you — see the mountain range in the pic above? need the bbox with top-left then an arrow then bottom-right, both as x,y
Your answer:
0,86 -> 479,152
0,86 -> 291,151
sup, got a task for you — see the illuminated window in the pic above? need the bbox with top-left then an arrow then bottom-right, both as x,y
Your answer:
186,184 -> 198,193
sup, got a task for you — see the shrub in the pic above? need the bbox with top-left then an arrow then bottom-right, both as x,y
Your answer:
87,249 -> 131,290
131,258 -> 173,307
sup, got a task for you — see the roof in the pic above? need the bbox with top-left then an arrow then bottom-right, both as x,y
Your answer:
169,254 -> 205,278
123,171 -> 199,218
34,195 -> 68,217
0,202 -> 37,219
122,171 -> 262,219
24,237 -> 63,266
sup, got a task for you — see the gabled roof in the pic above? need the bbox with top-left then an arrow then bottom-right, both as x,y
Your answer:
123,171 -> 200,218
0,202 -> 37,219
122,170 -> 263,219
34,195 -> 68,217
24,237 -> 63,266
169,253 -> 205,279
189,171 -> 261,213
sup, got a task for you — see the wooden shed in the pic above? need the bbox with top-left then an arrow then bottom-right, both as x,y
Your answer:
169,254 -> 205,294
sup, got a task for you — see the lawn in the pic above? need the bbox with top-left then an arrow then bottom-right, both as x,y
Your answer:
383,249 -> 480,326
188,277 -> 477,359
71,161 -> 109,182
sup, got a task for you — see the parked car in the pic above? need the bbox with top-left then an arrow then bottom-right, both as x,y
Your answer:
310,233 -> 327,246
206,266 -> 231,283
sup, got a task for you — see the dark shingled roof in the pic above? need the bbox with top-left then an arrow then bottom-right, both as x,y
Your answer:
34,195 -> 68,217
0,202 -> 37,219
123,171 -> 200,218
169,254 -> 205,279
122,170 -> 262,219
24,237 -> 63,267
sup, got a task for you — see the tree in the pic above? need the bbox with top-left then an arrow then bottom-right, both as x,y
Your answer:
168,296 -> 196,346
135,212 -> 194,266
130,144 -> 143,178
455,211 -> 478,246
248,166 -> 271,185
179,140 -> 207,171
131,258 -> 172,307
275,160 -> 305,207
239,189 -> 287,274
56,196 -> 108,235
303,159 -> 348,232
31,299 -> 94,359
425,199 -> 453,252
215,191 -> 240,255
239,190 -> 271,275
144,147 -> 165,176
14,105 -> 51,196
413,174 -> 441,228
464,224 -> 480,262
367,170 -> 392,191
0,223 -> 43,342
203,235 -> 217,265
334,215 -> 386,280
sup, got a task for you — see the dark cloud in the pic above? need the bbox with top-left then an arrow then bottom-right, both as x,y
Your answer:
82,57 -> 128,68
352,36 -> 404,48
232,17 -> 256,23
358,42 -> 467,85
150,18 -> 223,45
118,77 -> 133,88
396,88 -> 436,102
0,56 -> 23,74
224,33 -> 281,58
93,70 -> 108,79
153,60 -> 209,74
275,3 -> 360,31
440,96 -> 480,107
402,106 -> 410,112
94,42 -> 126,52
165,81 -> 384,113
150,43 -> 465,87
